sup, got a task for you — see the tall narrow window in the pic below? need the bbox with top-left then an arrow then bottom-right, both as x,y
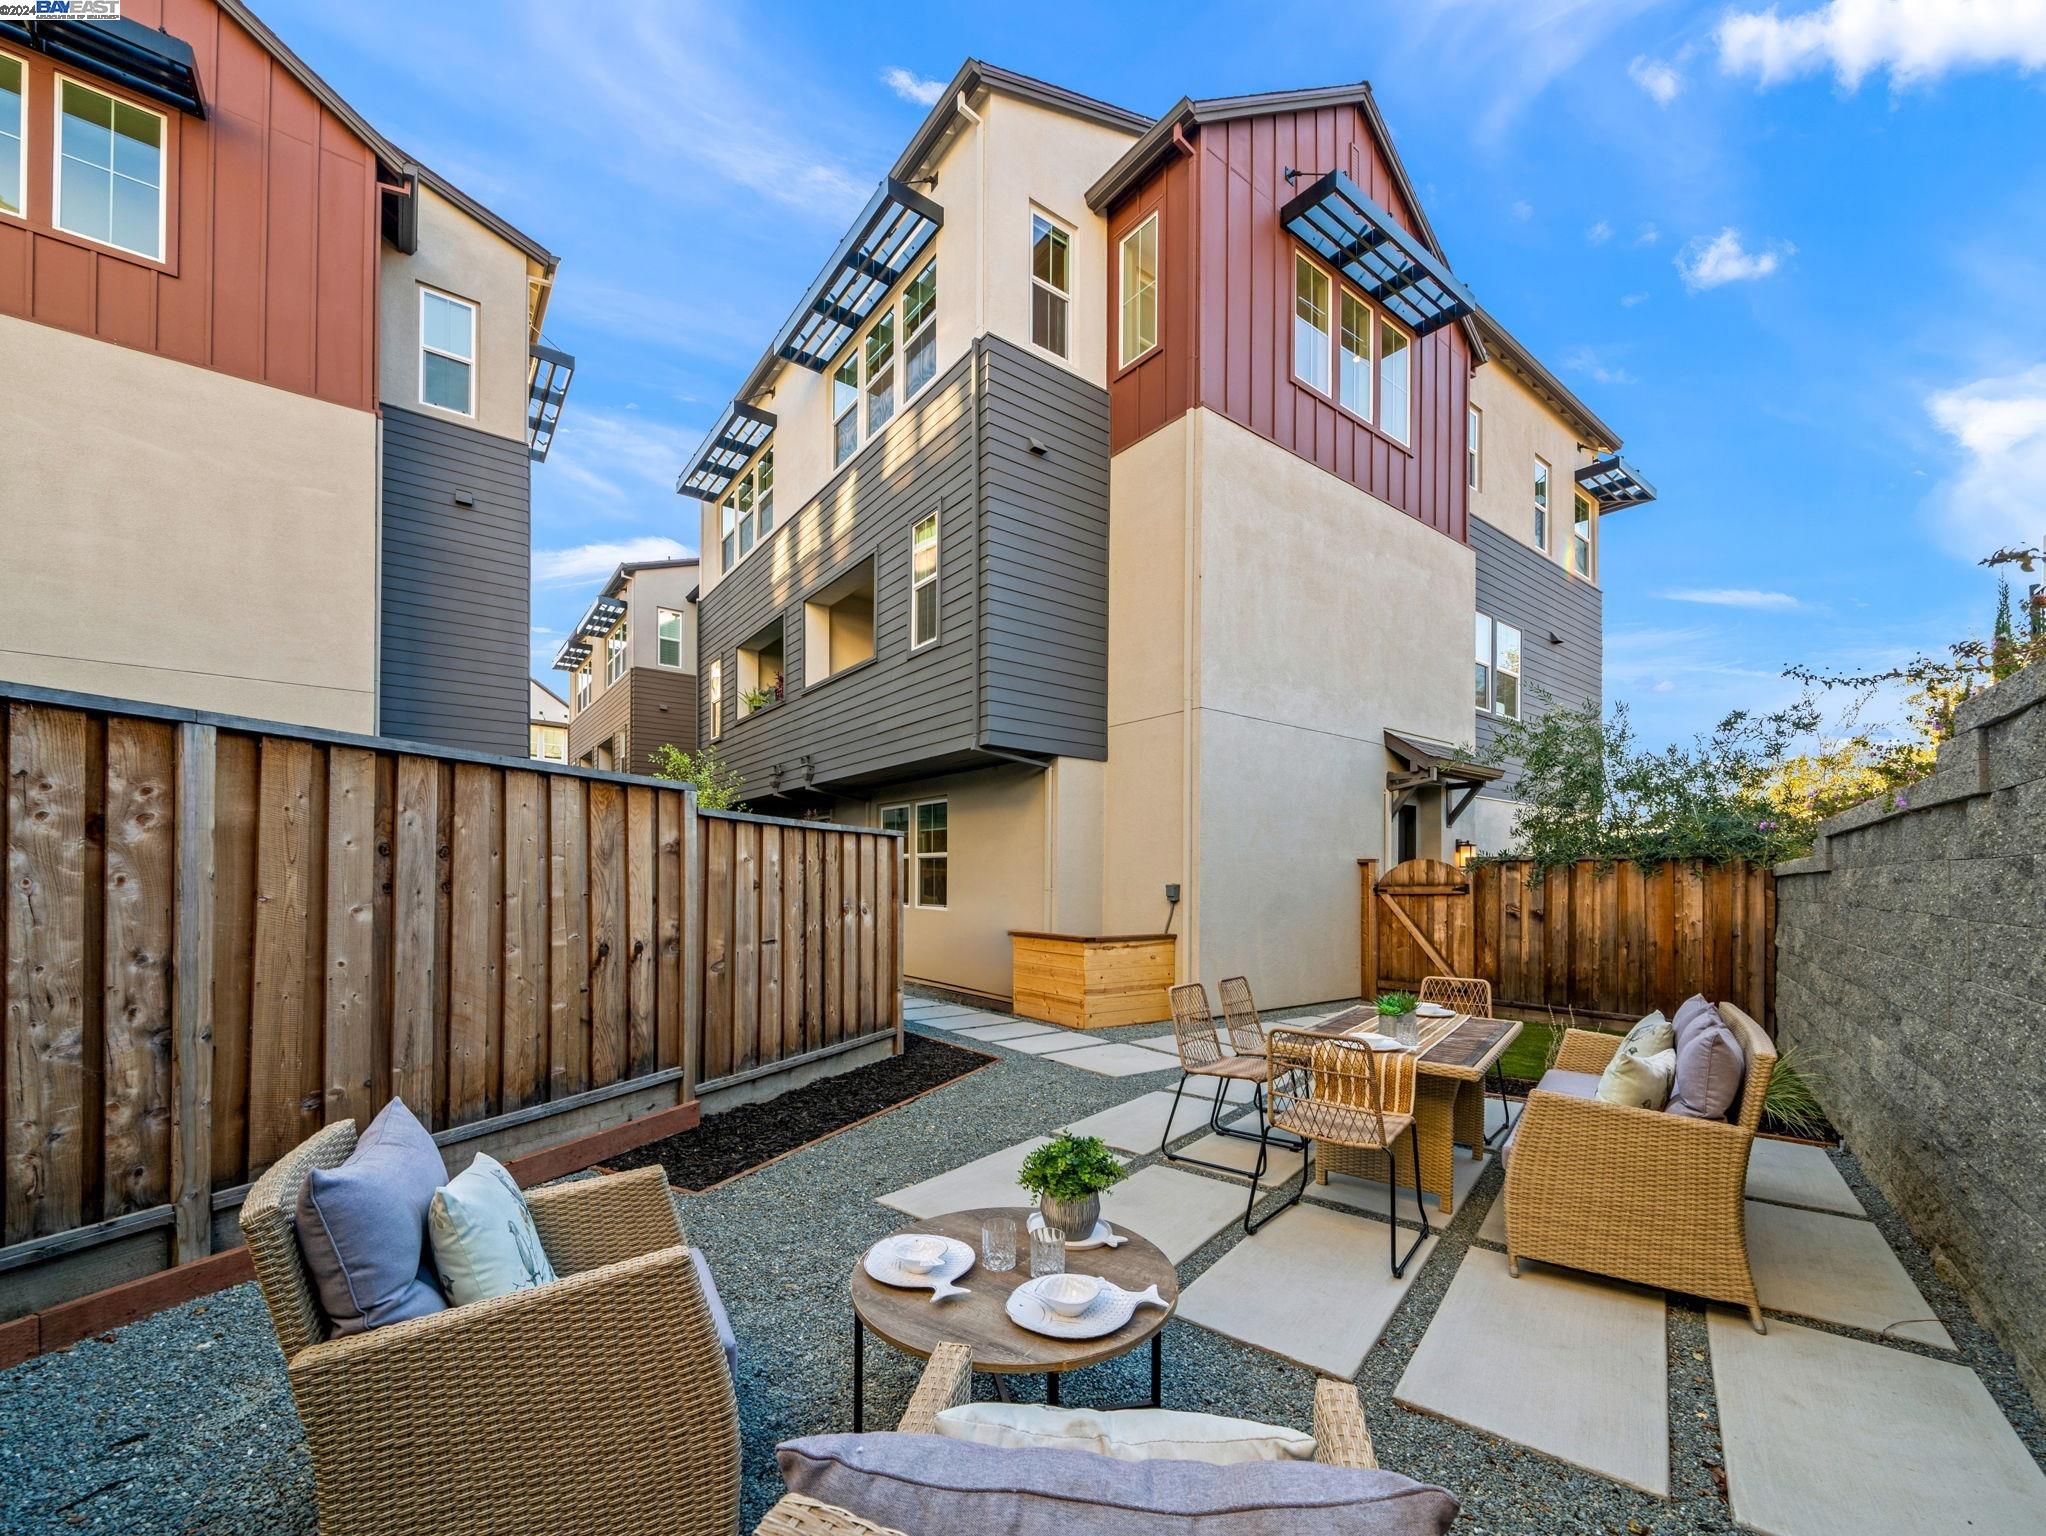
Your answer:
902,260 -> 937,398
735,475 -> 755,558
881,806 -> 911,903
1293,254 -> 1331,395
708,660 -> 723,738
419,289 -> 476,414
606,620 -> 629,685
755,446 -> 774,536
1466,404 -> 1482,490
1378,318 -> 1411,444
1473,614 -> 1493,712
865,311 -> 896,435
833,354 -> 859,466
910,513 -> 939,649
1533,458 -> 1551,549
915,800 -> 949,908
720,499 -> 737,570
1118,213 -> 1158,367
1338,291 -> 1371,416
1030,212 -> 1070,357
1493,622 -> 1522,720
657,608 -> 684,668
1573,493 -> 1593,577
0,55 -> 24,219
56,79 -> 164,259
575,665 -> 590,712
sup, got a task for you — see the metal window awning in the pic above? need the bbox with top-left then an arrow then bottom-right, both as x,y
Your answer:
676,401 -> 775,501
1280,170 -> 1475,337
527,344 -> 575,464
575,595 -> 627,639
553,637 -> 591,670
0,18 -> 206,117
770,177 -> 942,372
1385,730 -> 1502,827
1575,456 -> 1658,512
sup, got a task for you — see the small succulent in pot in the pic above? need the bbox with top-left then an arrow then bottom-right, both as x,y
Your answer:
1017,1132 -> 1128,1239
1376,990 -> 1420,1044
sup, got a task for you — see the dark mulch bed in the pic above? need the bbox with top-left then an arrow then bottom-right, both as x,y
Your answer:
608,1033 -> 995,1190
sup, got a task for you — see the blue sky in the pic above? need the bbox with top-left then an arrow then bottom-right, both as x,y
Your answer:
263,0 -> 2046,746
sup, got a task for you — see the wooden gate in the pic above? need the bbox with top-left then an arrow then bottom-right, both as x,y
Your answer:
1359,858 -> 1473,991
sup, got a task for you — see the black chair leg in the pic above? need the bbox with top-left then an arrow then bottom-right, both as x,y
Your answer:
1388,1132 -> 1433,1278
1212,1081 -> 1304,1151
1164,1075 -> 1272,1179
1244,1126 -> 1307,1236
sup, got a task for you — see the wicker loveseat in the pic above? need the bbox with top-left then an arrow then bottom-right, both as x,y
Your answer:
753,1342 -> 1380,1534
1501,1000 -> 1777,1330
240,1122 -> 740,1536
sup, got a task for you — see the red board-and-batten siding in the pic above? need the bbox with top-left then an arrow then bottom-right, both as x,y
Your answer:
0,0 -> 379,414
1105,103 -> 1471,545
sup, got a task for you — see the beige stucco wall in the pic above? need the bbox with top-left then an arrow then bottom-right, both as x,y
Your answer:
380,184 -> 537,444
1467,361 -> 1602,583
625,564 -> 700,673
0,314 -> 378,729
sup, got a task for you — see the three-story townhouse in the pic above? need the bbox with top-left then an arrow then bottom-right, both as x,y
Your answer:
556,557 -> 700,775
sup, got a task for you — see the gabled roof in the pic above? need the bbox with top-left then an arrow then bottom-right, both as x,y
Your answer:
1470,308 -> 1620,453
892,59 -> 1151,183
603,556 -> 701,598
1084,82 -> 1485,362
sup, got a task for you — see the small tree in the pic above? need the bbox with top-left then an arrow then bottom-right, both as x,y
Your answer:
649,743 -> 743,810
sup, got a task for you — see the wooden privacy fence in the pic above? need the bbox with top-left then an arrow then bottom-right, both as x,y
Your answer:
1,685 -> 901,1303
1359,856 -> 1774,1028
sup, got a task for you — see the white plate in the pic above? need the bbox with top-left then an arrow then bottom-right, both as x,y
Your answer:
1347,1032 -> 1409,1051
1026,1213 -> 1127,1250
864,1234 -> 976,1298
1416,1003 -> 1455,1018
1005,1276 -> 1169,1340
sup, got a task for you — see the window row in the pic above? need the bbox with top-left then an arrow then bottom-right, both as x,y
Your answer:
833,258 -> 938,470
568,607 -> 688,715
1293,252 -> 1412,445
0,62 -> 166,262
1466,406 -> 1596,579
1474,612 -> 1521,721
720,448 -> 775,570
881,799 -> 948,909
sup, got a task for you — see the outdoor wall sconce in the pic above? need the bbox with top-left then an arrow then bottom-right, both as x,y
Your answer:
1454,840 -> 1477,868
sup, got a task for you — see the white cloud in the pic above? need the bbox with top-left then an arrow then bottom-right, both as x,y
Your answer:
1653,679 -> 1677,693
1924,365 -> 2046,555
1676,227 -> 1795,290
1629,54 -> 1685,103
534,538 -> 692,587
1662,588 -> 1805,610
880,66 -> 946,106
1718,0 -> 2046,90
1636,222 -> 1661,246
1586,219 -> 1613,245
1563,345 -> 1637,386
544,408 -> 707,506
1510,198 -> 1534,222
1621,291 -> 1651,307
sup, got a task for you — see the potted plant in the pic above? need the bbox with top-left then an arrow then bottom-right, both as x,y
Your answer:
1017,1132 -> 1128,1238
1377,990 -> 1419,1043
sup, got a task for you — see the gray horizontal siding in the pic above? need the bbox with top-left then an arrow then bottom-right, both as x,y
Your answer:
379,405 -> 531,758
1471,515 -> 1602,798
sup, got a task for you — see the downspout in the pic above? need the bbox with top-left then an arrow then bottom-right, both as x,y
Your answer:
955,91 -> 986,338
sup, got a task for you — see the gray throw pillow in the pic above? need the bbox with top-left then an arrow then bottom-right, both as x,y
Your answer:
1668,1019 -> 1747,1120
296,1098 -> 449,1336
778,1432 -> 1460,1536
1671,994 -> 1715,1043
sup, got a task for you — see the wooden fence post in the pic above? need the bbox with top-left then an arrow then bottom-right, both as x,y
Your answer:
680,788 -> 703,1102
170,723 -> 217,1265
1357,859 -> 1379,1000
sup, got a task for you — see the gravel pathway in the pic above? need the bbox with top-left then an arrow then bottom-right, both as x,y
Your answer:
2,992 -> 2039,1534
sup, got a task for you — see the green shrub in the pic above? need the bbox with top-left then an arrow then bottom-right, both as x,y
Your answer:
1762,1047 -> 1831,1141
648,743 -> 743,810
1016,1133 -> 1128,1203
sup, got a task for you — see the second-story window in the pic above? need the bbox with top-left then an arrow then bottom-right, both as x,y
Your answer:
1338,290 -> 1371,416
1467,405 -> 1482,490
1574,493 -> 1594,578
1118,214 -> 1158,368
1533,457 -> 1551,549
833,354 -> 859,466
1030,211 -> 1070,357
0,55 -> 23,219
903,260 -> 937,398
1293,254 -> 1331,395
420,288 -> 476,414
911,512 -> 939,649
658,608 -> 684,667
1475,613 -> 1522,720
707,660 -> 723,738
865,312 -> 896,436
720,447 -> 774,570
606,620 -> 628,685
1379,319 -> 1412,445
575,665 -> 590,711
56,78 -> 164,260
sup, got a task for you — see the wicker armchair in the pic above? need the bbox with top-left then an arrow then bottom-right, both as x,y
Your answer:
240,1121 -> 740,1536
752,1343 -> 1378,1535
1502,1001 -> 1778,1332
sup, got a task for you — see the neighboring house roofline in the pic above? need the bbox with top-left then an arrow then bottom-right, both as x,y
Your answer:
1084,81 -> 1485,363
602,556 -> 701,598
1471,307 -> 1621,454
891,58 -> 1151,183
216,0 -> 556,271
530,676 -> 570,711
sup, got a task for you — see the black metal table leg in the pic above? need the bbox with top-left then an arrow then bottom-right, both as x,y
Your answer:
852,1312 -> 865,1432
1149,1333 -> 1162,1407
1047,1370 -> 1061,1406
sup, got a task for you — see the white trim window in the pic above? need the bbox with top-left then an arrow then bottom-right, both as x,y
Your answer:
880,805 -> 910,903
902,259 -> 937,399
1338,289 -> 1371,417
1475,613 -> 1522,720
1030,211 -> 1070,358
1574,492 -> 1594,578
708,659 -> 724,739
1533,457 -> 1551,550
574,665 -> 590,712
832,353 -> 859,466
419,288 -> 477,415
1293,254 -> 1332,395
1466,404 -> 1482,490
1118,213 -> 1158,367
915,799 -> 949,908
54,76 -> 164,260
0,53 -> 24,220
719,447 -> 774,570
910,512 -> 939,649
605,620 -> 629,685
1378,318 -> 1411,445
865,311 -> 896,436
657,607 -> 685,668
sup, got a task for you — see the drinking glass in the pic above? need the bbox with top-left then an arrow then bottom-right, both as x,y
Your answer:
981,1216 -> 1018,1272
1030,1225 -> 1068,1278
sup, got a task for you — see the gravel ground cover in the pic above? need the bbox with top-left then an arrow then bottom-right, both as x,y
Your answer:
1,991 -> 2037,1535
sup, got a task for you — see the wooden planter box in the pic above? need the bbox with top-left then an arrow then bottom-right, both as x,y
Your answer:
1009,932 -> 1177,1031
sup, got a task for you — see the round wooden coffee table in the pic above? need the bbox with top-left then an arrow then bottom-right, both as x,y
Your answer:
849,1206 -> 1179,1431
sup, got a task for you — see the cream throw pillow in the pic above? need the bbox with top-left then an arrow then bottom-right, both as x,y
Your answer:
934,1403 -> 1315,1466
1618,1009 -> 1674,1057
427,1152 -> 558,1307
1596,1044 -> 1677,1110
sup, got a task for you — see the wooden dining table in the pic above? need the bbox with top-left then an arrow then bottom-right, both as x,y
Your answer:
1278,1006 -> 1521,1215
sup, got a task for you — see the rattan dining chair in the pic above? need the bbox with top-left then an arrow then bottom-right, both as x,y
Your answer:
1216,976 -> 1270,1057
1418,974 -> 1517,1152
1160,982 -> 1301,1175
1248,1029 -> 1432,1273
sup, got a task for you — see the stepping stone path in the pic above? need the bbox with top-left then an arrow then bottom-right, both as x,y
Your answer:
1744,1199 -> 1953,1349
1037,1042 -> 1183,1078
1744,1137 -> 1865,1216
878,1137 -> 1047,1220
1096,1165 -> 1247,1263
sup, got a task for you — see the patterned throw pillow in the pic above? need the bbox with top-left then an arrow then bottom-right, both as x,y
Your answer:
1596,1042 -> 1678,1110
428,1152 -> 558,1307
1618,1009 -> 1674,1058
935,1403 -> 1316,1466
